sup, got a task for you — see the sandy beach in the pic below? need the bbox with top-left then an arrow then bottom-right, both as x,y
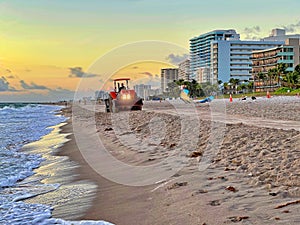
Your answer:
45,96 -> 299,225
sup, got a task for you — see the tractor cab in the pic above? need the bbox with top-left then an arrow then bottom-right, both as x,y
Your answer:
114,78 -> 129,93
110,78 -> 133,100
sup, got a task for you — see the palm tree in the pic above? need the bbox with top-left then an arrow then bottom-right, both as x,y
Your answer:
267,68 -> 277,91
175,79 -> 185,86
253,72 -> 262,92
189,79 -> 198,98
196,83 -> 204,97
294,64 -> 300,87
229,78 -> 240,94
223,82 -> 228,89
284,71 -> 299,88
258,72 -> 266,85
275,63 -> 288,87
294,64 -> 300,74
247,81 -> 254,90
257,72 -> 265,80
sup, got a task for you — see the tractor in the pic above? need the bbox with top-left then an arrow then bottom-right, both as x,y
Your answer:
104,78 -> 143,113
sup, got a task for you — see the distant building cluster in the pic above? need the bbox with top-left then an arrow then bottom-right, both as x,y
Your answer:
159,28 -> 300,89
133,84 -> 161,100
102,28 -> 300,96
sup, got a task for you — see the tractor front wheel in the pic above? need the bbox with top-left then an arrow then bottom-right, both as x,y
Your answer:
112,100 -> 119,113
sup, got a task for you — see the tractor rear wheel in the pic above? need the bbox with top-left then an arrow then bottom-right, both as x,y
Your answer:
106,96 -> 113,113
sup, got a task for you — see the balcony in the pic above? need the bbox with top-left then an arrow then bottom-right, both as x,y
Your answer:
277,59 -> 294,64
278,51 -> 294,56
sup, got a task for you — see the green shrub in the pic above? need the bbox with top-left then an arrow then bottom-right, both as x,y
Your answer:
291,88 -> 300,94
275,87 -> 292,94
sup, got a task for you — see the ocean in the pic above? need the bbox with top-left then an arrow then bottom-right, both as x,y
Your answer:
0,103 -> 113,225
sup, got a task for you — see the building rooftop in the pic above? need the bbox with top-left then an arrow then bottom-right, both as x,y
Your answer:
190,29 -> 238,41
262,28 -> 300,42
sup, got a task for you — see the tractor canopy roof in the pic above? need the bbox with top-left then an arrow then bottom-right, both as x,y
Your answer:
113,78 -> 130,82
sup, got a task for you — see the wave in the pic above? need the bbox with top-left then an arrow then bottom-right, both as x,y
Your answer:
0,103 -> 36,109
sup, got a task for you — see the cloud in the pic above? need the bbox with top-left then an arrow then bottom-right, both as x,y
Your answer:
281,20 -> 300,33
49,87 -> 74,98
0,66 -> 13,75
0,77 -> 10,91
69,67 -> 97,78
141,72 -> 153,77
0,76 -> 16,92
132,73 -> 161,88
20,80 -> 49,90
53,87 -> 72,92
166,53 -> 189,65
242,26 -> 261,39
0,87 -> 75,102
6,75 -> 16,79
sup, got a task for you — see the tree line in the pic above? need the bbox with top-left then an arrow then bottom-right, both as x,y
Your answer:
166,79 -> 220,98
165,63 -> 300,98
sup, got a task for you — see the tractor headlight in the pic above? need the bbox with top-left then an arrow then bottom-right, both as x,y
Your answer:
121,94 -> 131,100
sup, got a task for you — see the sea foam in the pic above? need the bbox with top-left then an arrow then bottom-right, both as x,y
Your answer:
0,103 -> 114,225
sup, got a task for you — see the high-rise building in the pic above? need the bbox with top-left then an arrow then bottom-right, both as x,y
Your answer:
211,40 -> 284,83
161,68 -> 178,92
262,28 -> 300,42
252,38 -> 300,78
189,29 -> 240,80
178,59 -> 190,81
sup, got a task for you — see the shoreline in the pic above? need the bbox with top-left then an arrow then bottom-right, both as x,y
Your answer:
56,114 -> 160,224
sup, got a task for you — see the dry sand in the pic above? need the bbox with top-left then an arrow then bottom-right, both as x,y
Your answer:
50,96 -> 299,224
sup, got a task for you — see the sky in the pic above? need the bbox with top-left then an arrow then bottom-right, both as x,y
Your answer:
0,0 -> 300,101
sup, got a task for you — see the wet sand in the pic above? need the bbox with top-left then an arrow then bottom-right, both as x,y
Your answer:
49,96 -> 300,224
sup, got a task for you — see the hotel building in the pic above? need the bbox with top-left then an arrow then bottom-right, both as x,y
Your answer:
189,29 -> 240,81
252,38 -> 300,78
211,40 -> 284,83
